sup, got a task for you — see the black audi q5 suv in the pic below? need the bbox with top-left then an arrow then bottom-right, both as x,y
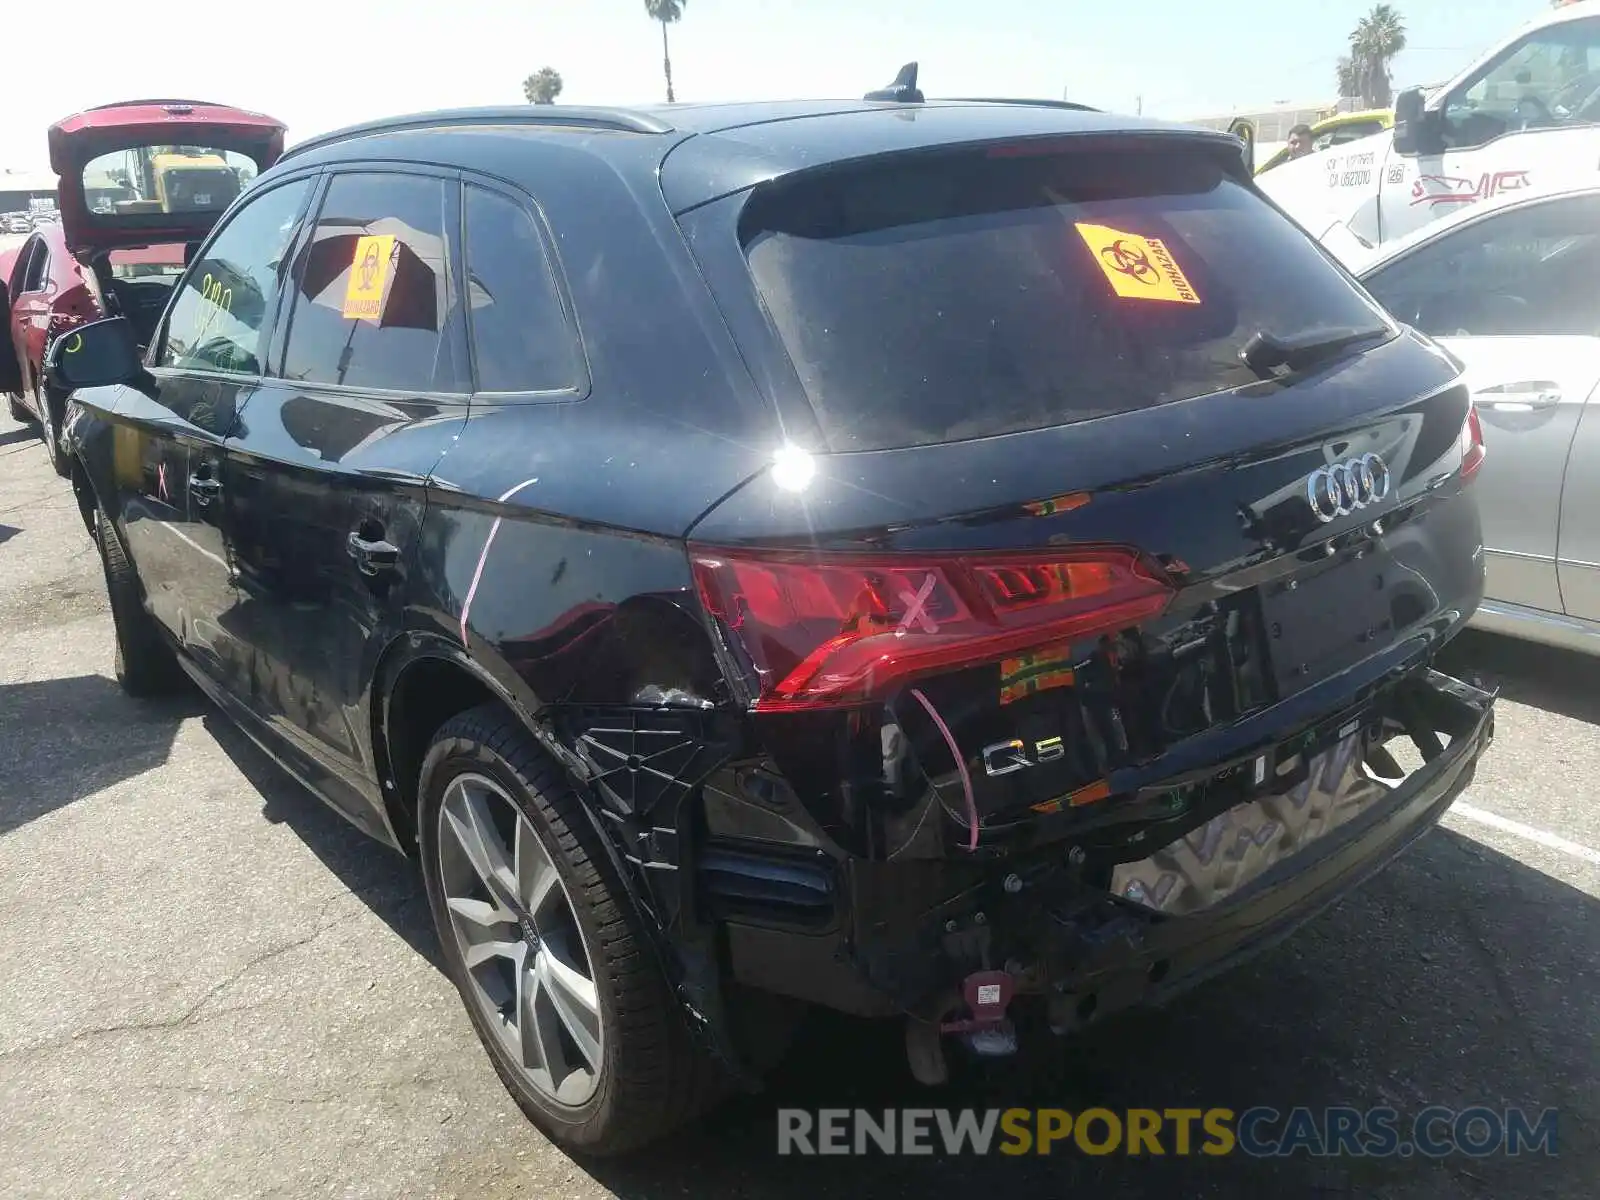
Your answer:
49,87 -> 1494,1155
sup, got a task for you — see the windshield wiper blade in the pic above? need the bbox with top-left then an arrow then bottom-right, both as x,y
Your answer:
1238,326 -> 1389,379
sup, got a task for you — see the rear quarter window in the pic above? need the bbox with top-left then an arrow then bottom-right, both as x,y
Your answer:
738,143 -> 1389,452
462,185 -> 582,395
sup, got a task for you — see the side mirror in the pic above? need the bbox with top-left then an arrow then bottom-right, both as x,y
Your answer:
44,316 -> 143,391
1227,118 -> 1256,175
1391,88 -> 1438,156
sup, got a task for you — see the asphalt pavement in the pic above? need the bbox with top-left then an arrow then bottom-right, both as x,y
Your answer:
1,409 -> 1596,1198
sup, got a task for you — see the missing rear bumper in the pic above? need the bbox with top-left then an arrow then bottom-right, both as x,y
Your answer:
719,668 -> 1494,1067
1048,673 -> 1490,1031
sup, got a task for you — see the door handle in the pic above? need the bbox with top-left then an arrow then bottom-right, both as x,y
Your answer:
188,475 -> 222,504
347,530 -> 400,576
1473,381 -> 1562,412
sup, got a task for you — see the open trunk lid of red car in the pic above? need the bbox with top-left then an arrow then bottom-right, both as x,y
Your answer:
48,100 -> 286,257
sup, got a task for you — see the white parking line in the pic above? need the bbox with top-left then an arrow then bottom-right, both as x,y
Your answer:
1450,802 -> 1600,867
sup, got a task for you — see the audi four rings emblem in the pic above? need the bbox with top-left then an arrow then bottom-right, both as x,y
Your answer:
1305,453 -> 1391,523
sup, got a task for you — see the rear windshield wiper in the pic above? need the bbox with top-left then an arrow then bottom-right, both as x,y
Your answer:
1238,326 -> 1390,379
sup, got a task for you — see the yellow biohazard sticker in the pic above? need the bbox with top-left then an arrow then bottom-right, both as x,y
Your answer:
1074,222 -> 1201,305
342,234 -> 396,321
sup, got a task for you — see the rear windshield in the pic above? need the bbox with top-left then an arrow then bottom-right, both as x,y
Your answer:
739,143 -> 1390,452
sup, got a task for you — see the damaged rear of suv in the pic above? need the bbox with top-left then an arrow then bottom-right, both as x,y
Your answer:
59,95 -> 1494,1159
667,112 -> 1494,1104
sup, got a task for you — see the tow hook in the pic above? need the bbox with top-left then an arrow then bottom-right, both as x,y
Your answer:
939,969 -> 1017,1037
906,969 -> 1021,1086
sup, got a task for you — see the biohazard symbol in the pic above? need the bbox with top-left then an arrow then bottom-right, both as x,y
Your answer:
1075,221 -> 1202,305
357,241 -> 383,291
1100,239 -> 1159,285
341,234 -> 397,321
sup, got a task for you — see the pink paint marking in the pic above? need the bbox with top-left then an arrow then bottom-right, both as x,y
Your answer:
458,478 -> 539,648
909,686 -> 979,852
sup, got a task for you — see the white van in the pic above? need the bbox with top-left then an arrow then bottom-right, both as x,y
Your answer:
1257,0 -> 1600,246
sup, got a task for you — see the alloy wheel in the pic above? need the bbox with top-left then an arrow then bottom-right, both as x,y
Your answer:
437,772 -> 605,1108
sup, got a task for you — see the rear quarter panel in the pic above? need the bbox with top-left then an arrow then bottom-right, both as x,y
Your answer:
417,145 -> 777,714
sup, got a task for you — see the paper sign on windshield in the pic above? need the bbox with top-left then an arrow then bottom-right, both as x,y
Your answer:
342,234 -> 396,321
1074,222 -> 1201,305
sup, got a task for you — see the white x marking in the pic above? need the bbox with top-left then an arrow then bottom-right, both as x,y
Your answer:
895,574 -> 939,637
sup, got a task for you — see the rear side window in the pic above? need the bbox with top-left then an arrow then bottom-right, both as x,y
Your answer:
463,185 -> 582,394
280,172 -> 466,393
739,144 -> 1389,452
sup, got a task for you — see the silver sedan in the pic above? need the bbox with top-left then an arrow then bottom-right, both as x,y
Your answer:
1340,185 -> 1600,656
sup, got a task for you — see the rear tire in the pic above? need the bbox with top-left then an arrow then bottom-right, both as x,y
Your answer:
7,391 -> 29,422
417,704 -> 722,1156
94,505 -> 184,697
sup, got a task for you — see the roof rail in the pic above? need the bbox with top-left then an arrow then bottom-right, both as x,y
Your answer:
942,97 -> 1102,113
279,106 -> 675,162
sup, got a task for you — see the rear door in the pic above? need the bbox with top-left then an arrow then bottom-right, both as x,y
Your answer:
217,167 -> 469,834
113,173 -> 316,685
1362,191 -> 1600,615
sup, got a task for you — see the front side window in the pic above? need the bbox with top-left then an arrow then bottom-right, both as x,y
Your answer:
1443,17 -> 1600,147
463,185 -> 581,394
157,177 -> 311,375
279,172 -> 466,393
739,144 -> 1390,452
1363,195 -> 1600,337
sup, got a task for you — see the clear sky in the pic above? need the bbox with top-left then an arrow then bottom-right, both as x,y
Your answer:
0,0 -> 1551,171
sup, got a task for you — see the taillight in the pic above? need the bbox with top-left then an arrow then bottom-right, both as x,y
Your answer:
690,546 -> 1175,711
1460,404 -> 1486,484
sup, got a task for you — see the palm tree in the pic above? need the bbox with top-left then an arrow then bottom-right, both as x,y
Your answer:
644,0 -> 686,103
1336,56 -> 1361,101
1348,4 -> 1407,109
523,67 -> 564,105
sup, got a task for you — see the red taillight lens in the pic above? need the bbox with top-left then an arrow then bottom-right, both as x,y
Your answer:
1460,404 -> 1486,484
690,546 -> 1175,711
